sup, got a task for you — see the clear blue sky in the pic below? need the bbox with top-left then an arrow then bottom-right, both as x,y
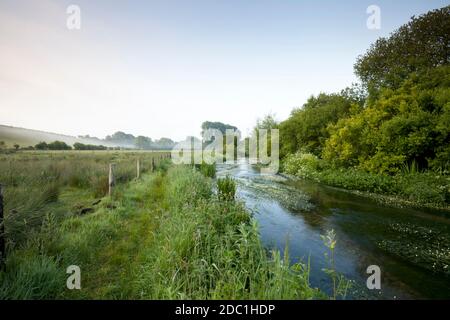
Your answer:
0,0 -> 447,140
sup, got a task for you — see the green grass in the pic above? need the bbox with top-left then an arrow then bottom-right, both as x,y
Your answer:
0,151 -> 170,248
0,164 -> 320,299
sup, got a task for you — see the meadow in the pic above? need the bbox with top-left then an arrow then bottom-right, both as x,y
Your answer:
0,150 -> 169,249
0,150 -> 323,299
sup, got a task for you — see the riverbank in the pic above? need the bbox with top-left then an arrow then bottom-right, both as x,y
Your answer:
282,153 -> 450,212
0,165 -> 321,299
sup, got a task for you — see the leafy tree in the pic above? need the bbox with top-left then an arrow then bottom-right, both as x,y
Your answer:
279,92 -> 360,157
73,143 -> 107,150
47,141 -> 72,150
253,113 -> 279,157
105,131 -> 136,146
134,136 -> 153,150
354,6 -> 450,90
201,121 -> 238,137
324,65 -> 450,173
153,137 -> 175,150
35,142 -> 49,150
13,144 -> 20,150
255,113 -> 279,131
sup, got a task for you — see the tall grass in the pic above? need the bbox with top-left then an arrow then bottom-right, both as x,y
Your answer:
136,166 -> 320,299
0,151 -> 170,248
217,176 -> 236,202
0,164 -> 321,299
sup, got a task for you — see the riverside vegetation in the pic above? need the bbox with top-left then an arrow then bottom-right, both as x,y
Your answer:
274,7 -> 450,210
0,152 -> 330,299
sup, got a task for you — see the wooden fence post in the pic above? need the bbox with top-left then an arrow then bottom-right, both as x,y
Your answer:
108,164 -> 115,197
0,184 -> 5,270
136,159 -> 140,179
151,158 -> 155,172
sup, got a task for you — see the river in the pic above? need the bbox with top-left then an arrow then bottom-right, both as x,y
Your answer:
216,159 -> 450,299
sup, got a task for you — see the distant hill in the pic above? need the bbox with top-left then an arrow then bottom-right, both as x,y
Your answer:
0,125 -> 125,149
0,124 -> 177,150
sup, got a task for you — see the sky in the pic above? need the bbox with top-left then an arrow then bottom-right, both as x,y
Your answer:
0,0 -> 448,141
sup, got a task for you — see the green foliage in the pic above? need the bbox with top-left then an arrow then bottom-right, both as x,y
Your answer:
283,152 -> 324,179
201,121 -> 238,136
321,230 -> 352,300
73,143 -> 107,150
197,161 -> 216,178
0,151 -> 170,247
34,141 -> 48,150
1,166 -> 320,299
324,66 -> 450,174
279,92 -> 361,157
280,8 -> 450,195
136,166 -> 319,299
134,136 -> 153,150
35,141 -> 72,150
354,6 -> 450,90
0,253 -> 64,299
283,157 -> 450,207
255,113 -> 279,131
48,141 -> 72,150
217,176 -> 236,201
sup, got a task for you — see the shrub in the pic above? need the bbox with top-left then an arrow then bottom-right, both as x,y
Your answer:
217,176 -> 236,201
199,161 -> 216,178
283,152 -> 323,179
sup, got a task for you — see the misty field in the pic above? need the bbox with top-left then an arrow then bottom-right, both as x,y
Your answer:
0,150 -> 169,249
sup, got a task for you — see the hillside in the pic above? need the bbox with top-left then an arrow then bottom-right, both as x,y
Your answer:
0,125 -> 120,148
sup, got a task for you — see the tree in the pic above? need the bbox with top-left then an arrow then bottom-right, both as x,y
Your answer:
0,141 -> 5,150
324,65 -> 450,173
153,137 -> 175,150
35,142 -> 49,150
279,92 -> 359,157
73,143 -> 107,150
134,136 -> 152,150
105,131 -> 136,146
354,6 -> 450,90
47,141 -> 72,150
253,113 -> 279,157
255,113 -> 279,131
13,144 -> 20,150
201,121 -> 238,137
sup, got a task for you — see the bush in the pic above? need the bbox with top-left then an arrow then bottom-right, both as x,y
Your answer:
283,152 -> 324,179
217,176 -> 236,201
198,161 -> 216,178
283,152 -> 449,206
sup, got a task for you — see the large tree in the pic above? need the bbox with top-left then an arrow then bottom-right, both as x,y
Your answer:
354,6 -> 449,90
279,92 -> 360,157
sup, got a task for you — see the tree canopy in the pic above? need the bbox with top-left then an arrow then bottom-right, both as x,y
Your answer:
354,6 -> 449,90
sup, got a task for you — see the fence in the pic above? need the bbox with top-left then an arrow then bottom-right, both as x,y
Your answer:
0,152 -> 172,269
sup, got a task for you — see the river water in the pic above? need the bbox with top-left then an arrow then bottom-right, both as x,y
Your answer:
216,159 -> 450,299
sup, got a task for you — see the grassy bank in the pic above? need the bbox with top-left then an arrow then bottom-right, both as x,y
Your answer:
0,165 -> 321,299
283,152 -> 450,210
0,151 -> 169,249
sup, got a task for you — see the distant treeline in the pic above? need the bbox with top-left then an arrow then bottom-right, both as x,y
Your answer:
28,141 -> 124,151
102,131 -> 176,150
32,141 -> 110,150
